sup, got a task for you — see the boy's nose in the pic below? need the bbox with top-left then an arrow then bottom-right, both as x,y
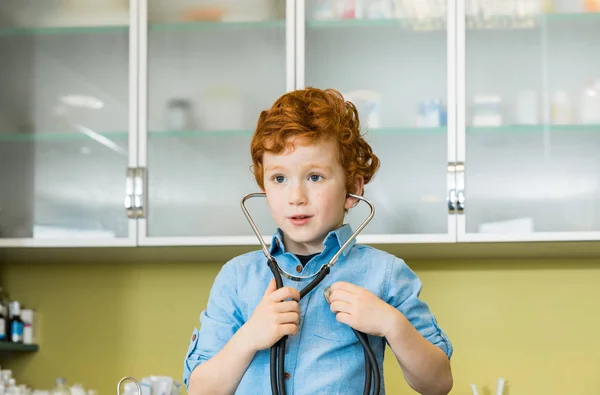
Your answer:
288,183 -> 307,205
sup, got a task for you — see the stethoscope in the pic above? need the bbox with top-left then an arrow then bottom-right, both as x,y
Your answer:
241,192 -> 381,395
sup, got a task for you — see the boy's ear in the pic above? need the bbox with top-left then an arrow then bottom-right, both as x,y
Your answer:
344,176 -> 365,210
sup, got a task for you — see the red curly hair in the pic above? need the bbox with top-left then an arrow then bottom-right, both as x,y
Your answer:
250,87 -> 380,194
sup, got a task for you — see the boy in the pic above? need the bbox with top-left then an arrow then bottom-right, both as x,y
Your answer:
183,87 -> 453,395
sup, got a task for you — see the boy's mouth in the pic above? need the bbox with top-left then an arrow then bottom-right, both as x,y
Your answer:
288,215 -> 313,225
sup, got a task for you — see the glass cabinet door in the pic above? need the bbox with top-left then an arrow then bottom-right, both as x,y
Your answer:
462,2 -> 600,240
0,1 -> 134,244
303,0 -> 453,239
143,0 -> 289,240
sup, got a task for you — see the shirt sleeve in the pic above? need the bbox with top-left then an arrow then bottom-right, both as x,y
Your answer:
182,260 -> 245,389
384,256 -> 453,359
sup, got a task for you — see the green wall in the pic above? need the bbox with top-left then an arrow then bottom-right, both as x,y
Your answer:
1,257 -> 599,395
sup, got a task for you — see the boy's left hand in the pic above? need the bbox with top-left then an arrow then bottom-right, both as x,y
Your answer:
328,281 -> 400,338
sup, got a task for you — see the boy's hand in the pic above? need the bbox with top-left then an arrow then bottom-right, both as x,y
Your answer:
242,279 -> 301,352
328,281 -> 400,338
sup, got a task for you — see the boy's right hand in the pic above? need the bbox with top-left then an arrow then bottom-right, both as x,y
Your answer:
242,279 -> 301,352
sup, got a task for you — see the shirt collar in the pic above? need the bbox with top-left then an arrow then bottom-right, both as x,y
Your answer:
269,223 -> 356,257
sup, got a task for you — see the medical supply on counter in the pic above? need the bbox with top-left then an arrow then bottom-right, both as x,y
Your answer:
551,90 -> 572,125
9,302 -> 24,344
418,99 -> 447,127
50,378 -> 71,395
471,95 -> 503,126
0,307 -> 5,341
21,310 -> 34,345
516,90 -> 539,125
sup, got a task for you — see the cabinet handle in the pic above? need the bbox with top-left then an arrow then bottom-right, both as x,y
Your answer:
133,167 -> 147,219
457,189 -> 465,213
125,167 -> 135,218
447,188 -> 457,213
456,162 -> 465,214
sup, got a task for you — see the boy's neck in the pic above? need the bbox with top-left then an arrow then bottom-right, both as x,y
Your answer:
281,234 -> 324,256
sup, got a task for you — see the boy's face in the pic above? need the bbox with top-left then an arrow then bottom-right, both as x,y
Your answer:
262,137 -> 362,255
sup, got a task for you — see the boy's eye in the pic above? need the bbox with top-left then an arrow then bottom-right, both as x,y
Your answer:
308,174 -> 323,182
273,175 -> 286,184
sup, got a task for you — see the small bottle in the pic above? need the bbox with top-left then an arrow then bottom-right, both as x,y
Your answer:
21,310 -> 34,345
50,379 -> 71,395
0,304 -> 6,342
8,302 -> 23,344
0,289 -> 10,340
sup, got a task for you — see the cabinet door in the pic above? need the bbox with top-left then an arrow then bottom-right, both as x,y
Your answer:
140,0 -> 292,244
301,0 -> 456,243
0,0 -> 136,246
459,1 -> 600,242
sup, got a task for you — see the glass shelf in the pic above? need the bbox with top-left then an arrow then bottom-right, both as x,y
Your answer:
0,19 -> 285,37
2,125 -> 598,142
0,131 -> 128,142
0,25 -> 128,37
149,19 -> 285,32
467,124 -> 600,134
307,12 -> 600,30
150,127 -> 445,138
0,342 -> 39,352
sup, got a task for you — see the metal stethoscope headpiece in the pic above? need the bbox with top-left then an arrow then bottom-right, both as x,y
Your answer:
240,192 -> 375,282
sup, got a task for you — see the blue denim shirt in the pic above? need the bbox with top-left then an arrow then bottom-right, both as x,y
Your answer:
183,224 -> 453,394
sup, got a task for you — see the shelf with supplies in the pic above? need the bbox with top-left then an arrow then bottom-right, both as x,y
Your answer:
149,19 -> 285,32
307,12 -> 600,31
0,342 -> 39,353
0,131 -> 128,142
467,124 -> 600,134
0,19 -> 285,37
5,125 -> 598,143
0,25 -> 128,37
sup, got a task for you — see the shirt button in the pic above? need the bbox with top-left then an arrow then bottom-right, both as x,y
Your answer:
283,372 -> 290,380
192,334 -> 196,341
295,265 -> 302,273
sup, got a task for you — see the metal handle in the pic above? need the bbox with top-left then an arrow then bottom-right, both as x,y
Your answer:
125,167 -> 135,218
456,162 -> 465,214
447,188 -> 457,213
447,162 -> 465,214
117,377 -> 142,395
133,167 -> 147,219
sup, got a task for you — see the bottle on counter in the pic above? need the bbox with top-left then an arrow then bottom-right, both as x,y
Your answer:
0,305 -> 6,341
8,302 -> 23,344
0,289 -> 10,341
21,310 -> 34,345
50,378 -> 71,395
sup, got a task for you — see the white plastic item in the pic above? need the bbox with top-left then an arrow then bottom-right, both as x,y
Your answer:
495,378 -> 506,395
202,86 -> 245,131
551,90 -> 571,125
41,0 -> 129,27
516,90 -> 539,125
50,379 -> 71,395
362,0 -> 393,19
580,80 -> 600,124
471,95 -> 503,127
342,90 -> 382,129
20,309 -> 34,345
552,0 -> 584,13
312,0 -> 337,20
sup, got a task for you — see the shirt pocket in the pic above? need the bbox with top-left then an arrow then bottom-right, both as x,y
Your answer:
312,302 -> 359,343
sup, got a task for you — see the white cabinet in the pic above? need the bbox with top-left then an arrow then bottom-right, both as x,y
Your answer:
1,0 -> 599,249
